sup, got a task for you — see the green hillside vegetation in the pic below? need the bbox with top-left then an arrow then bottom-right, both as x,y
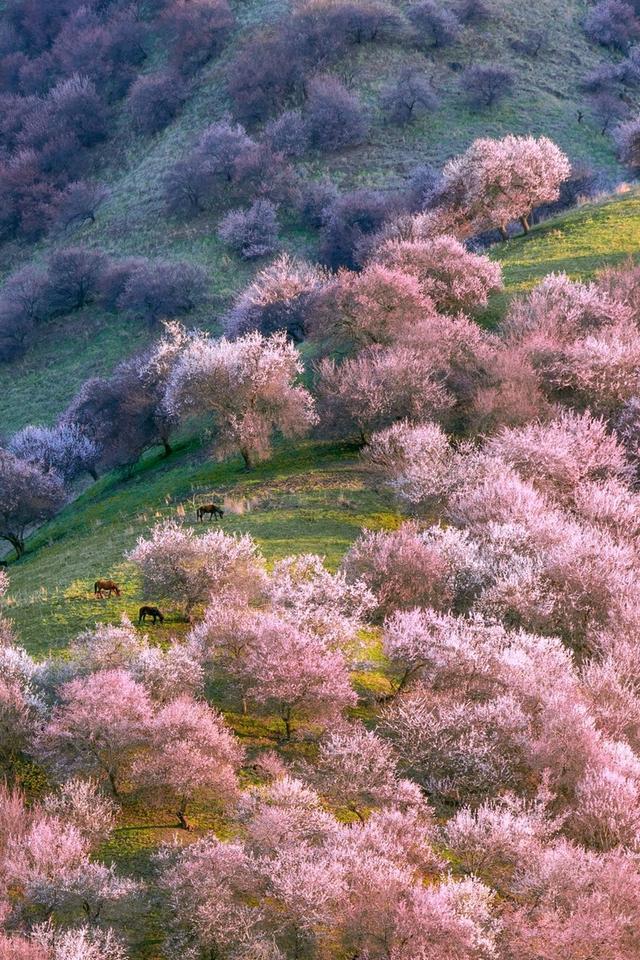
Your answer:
0,0 -> 635,434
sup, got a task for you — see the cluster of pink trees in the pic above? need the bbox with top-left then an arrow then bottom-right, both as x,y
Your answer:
1,323 -> 319,559
0,780 -> 136,952
475,266 -> 640,429
6,342 -> 640,952
303,231 -> 502,440
1,74 -> 637,950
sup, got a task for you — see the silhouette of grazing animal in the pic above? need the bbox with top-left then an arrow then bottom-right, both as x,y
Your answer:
94,579 -> 121,598
197,503 -> 224,522
139,605 -> 164,625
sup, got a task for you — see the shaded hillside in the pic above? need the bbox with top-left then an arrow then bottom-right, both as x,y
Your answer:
0,0 -> 636,434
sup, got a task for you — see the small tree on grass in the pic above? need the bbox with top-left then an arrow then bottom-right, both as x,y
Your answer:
461,64 -> 514,109
615,114 -> 640,171
128,520 -> 265,618
590,91 -> 630,134
45,246 -> 108,314
217,199 -> 280,259
164,330 -> 317,468
457,0 -> 489,23
52,180 -> 109,230
117,258 -> 208,325
0,450 -> 65,557
408,0 -> 461,46
127,70 -> 187,135
304,76 -> 370,152
511,27 -> 549,57
98,256 -> 149,312
161,0 -> 234,75
133,695 -> 242,829
264,109 -> 309,157
0,264 -> 50,362
380,68 -> 439,125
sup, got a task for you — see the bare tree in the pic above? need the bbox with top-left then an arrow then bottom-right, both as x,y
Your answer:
461,63 -> 514,108
217,200 -> 280,259
380,68 -> 439,125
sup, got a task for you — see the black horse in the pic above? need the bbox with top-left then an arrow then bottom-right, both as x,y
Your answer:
138,605 -> 164,625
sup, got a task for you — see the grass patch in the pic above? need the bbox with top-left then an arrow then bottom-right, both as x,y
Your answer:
483,187 -> 640,324
2,439 -> 401,655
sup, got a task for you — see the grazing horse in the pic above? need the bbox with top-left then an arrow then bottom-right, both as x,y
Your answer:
94,579 -> 121,598
197,503 -> 224,522
139,605 -> 164,625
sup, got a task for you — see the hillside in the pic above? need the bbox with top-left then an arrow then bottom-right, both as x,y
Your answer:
4,189 -> 640,655
4,1 -> 640,957
0,0 -> 636,434
4,439 -> 400,655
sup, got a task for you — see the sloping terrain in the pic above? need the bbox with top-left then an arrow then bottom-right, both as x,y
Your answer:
4,189 -> 640,654
0,0 -> 634,434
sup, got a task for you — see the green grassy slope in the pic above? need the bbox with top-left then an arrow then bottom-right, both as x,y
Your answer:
2,439 -> 401,655
0,0 -> 635,434
485,186 -> 640,321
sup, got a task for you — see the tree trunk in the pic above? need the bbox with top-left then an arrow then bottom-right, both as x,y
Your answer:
240,446 -> 253,470
282,706 -> 292,741
499,225 -> 509,241
519,215 -> 530,234
161,438 -> 172,456
108,770 -> 119,798
176,808 -> 191,830
5,535 -> 24,558
87,467 -> 99,482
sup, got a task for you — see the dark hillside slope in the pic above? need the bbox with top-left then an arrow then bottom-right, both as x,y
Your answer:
0,0 -> 637,433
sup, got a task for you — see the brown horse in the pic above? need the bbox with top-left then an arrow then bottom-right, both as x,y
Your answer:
94,579 -> 121,598
197,503 -> 224,522
138,605 -> 164,624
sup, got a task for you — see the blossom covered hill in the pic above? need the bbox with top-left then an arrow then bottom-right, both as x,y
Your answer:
4,0 -> 640,957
